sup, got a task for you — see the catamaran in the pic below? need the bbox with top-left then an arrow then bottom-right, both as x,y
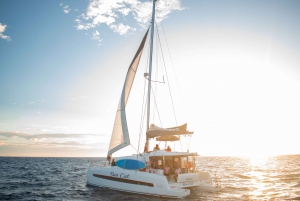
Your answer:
87,0 -> 221,198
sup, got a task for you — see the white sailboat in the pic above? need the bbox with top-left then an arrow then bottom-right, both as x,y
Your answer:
87,0 -> 220,198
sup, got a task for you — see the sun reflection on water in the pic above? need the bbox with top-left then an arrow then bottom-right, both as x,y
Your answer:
243,155 -> 299,200
248,156 -> 269,199
196,155 -> 300,200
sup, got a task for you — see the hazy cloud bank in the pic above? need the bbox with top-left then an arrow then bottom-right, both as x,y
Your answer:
0,131 -> 106,149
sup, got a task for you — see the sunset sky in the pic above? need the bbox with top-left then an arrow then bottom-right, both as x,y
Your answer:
1,0 -> 300,157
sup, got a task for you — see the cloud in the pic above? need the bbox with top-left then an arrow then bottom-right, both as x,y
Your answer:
0,131 -> 88,140
75,0 -> 183,38
77,24 -> 89,30
109,23 -> 135,35
91,30 -> 102,42
0,23 -> 11,41
60,3 -> 71,14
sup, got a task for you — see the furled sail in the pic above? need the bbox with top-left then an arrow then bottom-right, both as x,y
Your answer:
107,28 -> 150,158
146,123 -> 193,139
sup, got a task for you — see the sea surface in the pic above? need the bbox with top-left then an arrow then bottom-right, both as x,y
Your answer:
0,155 -> 299,201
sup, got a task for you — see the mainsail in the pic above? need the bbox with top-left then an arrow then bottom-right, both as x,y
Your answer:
107,28 -> 150,158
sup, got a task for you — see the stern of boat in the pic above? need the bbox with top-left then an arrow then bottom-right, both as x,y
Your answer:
197,171 -> 221,192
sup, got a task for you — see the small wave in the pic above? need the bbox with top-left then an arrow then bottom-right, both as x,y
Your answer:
284,173 -> 300,178
235,174 -> 251,179
41,193 -> 56,198
223,186 -> 253,192
292,181 -> 300,187
269,173 -> 300,180
1,192 -> 26,200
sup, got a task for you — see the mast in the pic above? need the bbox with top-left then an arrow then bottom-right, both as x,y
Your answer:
146,0 -> 156,152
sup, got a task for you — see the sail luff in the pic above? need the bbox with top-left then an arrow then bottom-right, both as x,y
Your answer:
107,29 -> 150,158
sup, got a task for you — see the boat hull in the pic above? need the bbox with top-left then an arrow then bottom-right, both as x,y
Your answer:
87,166 -> 190,198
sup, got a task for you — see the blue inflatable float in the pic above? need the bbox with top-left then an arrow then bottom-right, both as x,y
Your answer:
116,159 -> 146,170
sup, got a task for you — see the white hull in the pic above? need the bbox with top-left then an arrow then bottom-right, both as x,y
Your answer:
87,166 -> 190,198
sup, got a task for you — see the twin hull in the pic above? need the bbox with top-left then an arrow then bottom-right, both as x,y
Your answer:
87,166 -> 191,198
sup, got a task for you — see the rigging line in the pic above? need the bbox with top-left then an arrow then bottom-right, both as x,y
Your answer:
173,142 -> 175,152
131,144 -> 141,155
155,22 -> 178,126
153,22 -> 167,119
151,86 -> 162,127
188,135 -> 192,151
179,136 -> 183,152
185,133 -> 189,151
186,135 -> 190,152
143,75 -> 165,83
160,21 -> 187,121
185,135 -> 188,150
137,33 -> 152,155
137,71 -> 147,155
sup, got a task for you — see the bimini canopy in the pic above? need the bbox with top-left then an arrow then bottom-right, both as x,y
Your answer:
147,123 -> 193,139
156,135 -> 180,141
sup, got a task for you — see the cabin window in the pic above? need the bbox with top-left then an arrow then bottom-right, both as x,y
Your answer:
165,156 -> 173,167
173,157 -> 180,168
149,156 -> 163,169
187,156 -> 195,172
181,157 -> 188,173
157,159 -> 162,168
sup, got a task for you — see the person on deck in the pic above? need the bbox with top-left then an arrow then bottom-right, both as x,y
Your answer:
149,164 -> 156,173
165,145 -> 171,151
185,161 -> 193,172
153,144 -> 160,151
164,164 -> 170,179
174,166 -> 181,182
111,159 -> 116,166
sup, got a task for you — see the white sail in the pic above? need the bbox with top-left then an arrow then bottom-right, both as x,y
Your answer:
107,29 -> 149,157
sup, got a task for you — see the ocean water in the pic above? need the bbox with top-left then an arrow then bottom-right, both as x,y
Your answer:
0,155 -> 299,201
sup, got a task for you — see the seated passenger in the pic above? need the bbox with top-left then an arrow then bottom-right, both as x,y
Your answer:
165,145 -> 171,151
164,164 -> 170,178
111,159 -> 116,166
153,144 -> 160,151
174,166 -> 181,182
139,167 -> 146,172
185,161 -> 193,172
149,164 -> 156,173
